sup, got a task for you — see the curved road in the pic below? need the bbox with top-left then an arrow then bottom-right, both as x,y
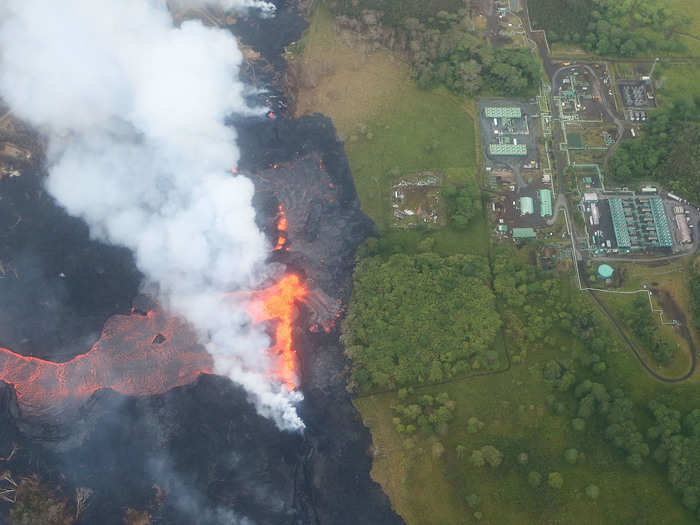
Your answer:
589,290 -> 697,382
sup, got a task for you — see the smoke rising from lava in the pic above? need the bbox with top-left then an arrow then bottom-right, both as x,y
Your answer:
0,0 -> 304,429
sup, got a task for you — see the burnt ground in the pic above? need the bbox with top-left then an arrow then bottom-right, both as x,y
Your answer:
0,2 -> 403,524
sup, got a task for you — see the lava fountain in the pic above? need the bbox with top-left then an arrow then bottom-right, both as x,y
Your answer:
249,274 -> 307,389
0,274 -> 308,413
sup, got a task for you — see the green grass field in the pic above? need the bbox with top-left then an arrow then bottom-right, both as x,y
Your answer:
668,0 -> 700,55
656,62 -> 700,107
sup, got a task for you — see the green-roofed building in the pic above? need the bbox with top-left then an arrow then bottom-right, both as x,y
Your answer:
608,198 -> 631,249
485,107 -> 522,118
539,189 -> 552,217
489,143 -> 527,156
649,197 -> 672,248
520,196 -> 534,215
512,227 -> 536,239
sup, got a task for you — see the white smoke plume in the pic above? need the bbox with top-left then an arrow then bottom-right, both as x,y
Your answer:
0,0 -> 304,430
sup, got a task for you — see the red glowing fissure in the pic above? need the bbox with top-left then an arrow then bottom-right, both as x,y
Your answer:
0,202 -> 307,410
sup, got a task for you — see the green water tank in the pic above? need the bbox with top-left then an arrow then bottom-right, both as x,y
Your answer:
597,264 -> 614,279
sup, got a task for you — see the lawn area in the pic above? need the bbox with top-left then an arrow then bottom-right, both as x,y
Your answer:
293,5 -> 478,229
668,0 -> 700,55
355,282 -> 696,524
656,62 -> 700,107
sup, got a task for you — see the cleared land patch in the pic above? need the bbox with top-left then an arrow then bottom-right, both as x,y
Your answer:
291,6 -> 478,229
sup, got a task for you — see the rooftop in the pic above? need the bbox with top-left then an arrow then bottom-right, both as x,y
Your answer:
520,196 -> 534,215
608,198 -> 631,248
512,227 -> 536,239
598,264 -> 614,278
485,107 -> 522,118
539,189 -> 552,217
489,143 -> 527,156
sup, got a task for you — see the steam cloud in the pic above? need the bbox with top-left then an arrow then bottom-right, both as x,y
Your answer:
0,0 -> 304,430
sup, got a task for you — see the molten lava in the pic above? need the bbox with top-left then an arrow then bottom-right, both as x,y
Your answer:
273,204 -> 288,251
0,309 -> 213,412
0,274 -> 308,412
250,274 -> 308,389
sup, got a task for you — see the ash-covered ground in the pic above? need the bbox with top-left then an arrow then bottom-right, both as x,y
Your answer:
0,2 -> 402,524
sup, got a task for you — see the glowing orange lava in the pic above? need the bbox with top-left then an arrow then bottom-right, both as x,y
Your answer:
273,204 -> 288,251
0,273 -> 309,412
250,274 -> 308,389
0,309 -> 213,412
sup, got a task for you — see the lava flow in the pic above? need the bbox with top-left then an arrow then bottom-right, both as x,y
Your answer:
0,274 -> 308,412
0,308 -> 213,412
273,204 -> 288,251
249,274 -> 308,389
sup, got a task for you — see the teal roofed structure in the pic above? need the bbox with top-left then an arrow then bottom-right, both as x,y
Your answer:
649,198 -> 672,248
489,143 -> 527,156
512,227 -> 536,239
520,196 -> 534,215
539,189 -> 552,217
608,198 -> 631,249
597,264 -> 614,279
485,107 -> 521,118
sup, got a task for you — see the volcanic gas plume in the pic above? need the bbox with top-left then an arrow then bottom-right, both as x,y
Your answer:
0,274 -> 307,413
0,0 -> 305,428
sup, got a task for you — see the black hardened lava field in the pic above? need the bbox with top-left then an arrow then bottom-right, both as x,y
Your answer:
0,2 -> 402,523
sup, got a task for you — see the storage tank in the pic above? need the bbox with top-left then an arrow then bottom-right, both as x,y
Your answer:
597,264 -> 614,279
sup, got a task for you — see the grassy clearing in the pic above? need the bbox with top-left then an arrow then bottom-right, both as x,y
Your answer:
294,6 -> 478,230
356,282 -> 695,524
294,6 -> 407,138
656,62 -> 700,107
667,0 -> 700,55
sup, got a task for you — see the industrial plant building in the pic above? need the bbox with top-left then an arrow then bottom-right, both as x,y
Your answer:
485,107 -> 522,119
590,195 -> 673,252
539,189 -> 552,217
520,196 -> 534,215
489,143 -> 527,156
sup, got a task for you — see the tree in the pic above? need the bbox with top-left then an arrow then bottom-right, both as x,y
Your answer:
564,448 -> 579,465
585,484 -> 600,500
481,445 -> 504,468
548,472 -> 564,489
467,417 -> 485,434
528,471 -> 542,487
572,418 -> 586,432
466,493 -> 481,509
470,450 -> 485,467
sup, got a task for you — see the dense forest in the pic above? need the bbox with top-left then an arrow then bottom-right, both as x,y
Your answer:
443,175 -> 482,228
343,252 -> 501,392
325,1 -> 541,96
610,96 -> 700,203
620,294 -> 677,364
530,0 -> 687,56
